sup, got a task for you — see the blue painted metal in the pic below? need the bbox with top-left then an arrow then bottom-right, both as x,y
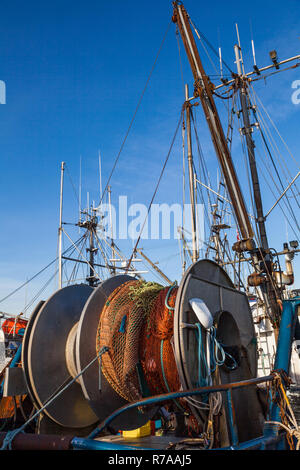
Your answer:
84,304 -> 300,452
9,343 -> 22,368
72,300 -> 299,450
88,374 -> 274,440
218,433 -> 286,450
265,299 -> 300,438
274,300 -> 300,373
0,330 -> 24,398
226,389 -> 238,447
72,433 -> 286,452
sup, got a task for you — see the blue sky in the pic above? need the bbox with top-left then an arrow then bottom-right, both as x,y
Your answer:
0,0 -> 299,315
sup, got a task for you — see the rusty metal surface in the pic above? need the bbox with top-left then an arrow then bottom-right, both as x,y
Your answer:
0,432 -> 73,450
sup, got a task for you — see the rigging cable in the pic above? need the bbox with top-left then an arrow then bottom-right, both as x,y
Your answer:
249,87 -> 300,207
125,110 -> 184,272
188,18 -> 234,75
65,232 -> 90,285
97,20 -> 172,208
255,145 -> 300,239
0,235 -> 86,306
21,237 -> 87,313
249,86 -> 300,194
249,103 -> 300,236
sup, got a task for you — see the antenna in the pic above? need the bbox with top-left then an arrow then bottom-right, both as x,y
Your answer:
250,20 -> 261,76
251,39 -> 261,75
235,23 -> 245,75
79,156 -> 82,227
251,40 -> 256,67
219,47 -> 223,79
98,150 -> 103,207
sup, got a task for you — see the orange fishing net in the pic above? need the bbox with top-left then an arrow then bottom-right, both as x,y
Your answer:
96,280 -> 184,405
139,285 -> 181,396
0,364 -> 26,420
0,396 -> 25,419
96,280 -> 164,402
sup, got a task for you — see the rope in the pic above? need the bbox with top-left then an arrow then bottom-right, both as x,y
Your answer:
195,323 -> 209,388
209,326 -> 238,372
267,420 -> 300,450
164,283 -> 177,311
206,392 -> 223,449
193,324 -> 238,389
266,371 -> 300,450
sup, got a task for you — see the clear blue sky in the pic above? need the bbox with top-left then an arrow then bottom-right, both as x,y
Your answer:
0,0 -> 299,315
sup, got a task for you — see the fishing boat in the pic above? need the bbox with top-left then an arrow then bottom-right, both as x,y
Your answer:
0,1 -> 300,452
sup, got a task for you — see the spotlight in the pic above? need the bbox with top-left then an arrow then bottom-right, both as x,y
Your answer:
269,50 -> 279,69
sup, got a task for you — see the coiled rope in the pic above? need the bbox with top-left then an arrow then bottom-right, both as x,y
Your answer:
192,324 -> 238,389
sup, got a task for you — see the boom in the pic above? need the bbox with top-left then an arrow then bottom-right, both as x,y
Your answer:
172,2 -> 254,245
172,1 -> 282,327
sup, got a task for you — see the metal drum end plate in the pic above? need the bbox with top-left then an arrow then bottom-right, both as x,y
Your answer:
174,259 -> 259,439
76,275 -> 156,430
23,284 -> 95,428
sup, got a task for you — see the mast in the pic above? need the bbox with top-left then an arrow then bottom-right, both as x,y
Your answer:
233,44 -> 281,327
108,185 -> 116,275
172,2 -> 254,246
234,45 -> 269,251
172,1 -> 283,327
84,209 -> 98,287
58,161 -> 65,289
185,83 -> 198,263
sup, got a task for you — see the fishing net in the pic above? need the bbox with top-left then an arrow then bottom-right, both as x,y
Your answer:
96,280 -> 164,402
96,278 -> 209,434
0,396 -> 25,420
139,285 -> 181,396
96,279 -> 184,405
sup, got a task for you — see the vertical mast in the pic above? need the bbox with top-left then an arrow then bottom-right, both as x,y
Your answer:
79,156 -> 82,226
86,208 -> 98,287
108,185 -> 116,275
234,45 -> 268,250
185,83 -> 198,263
58,161 -> 65,289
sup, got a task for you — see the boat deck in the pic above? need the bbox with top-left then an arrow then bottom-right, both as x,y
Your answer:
97,434 -> 189,449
